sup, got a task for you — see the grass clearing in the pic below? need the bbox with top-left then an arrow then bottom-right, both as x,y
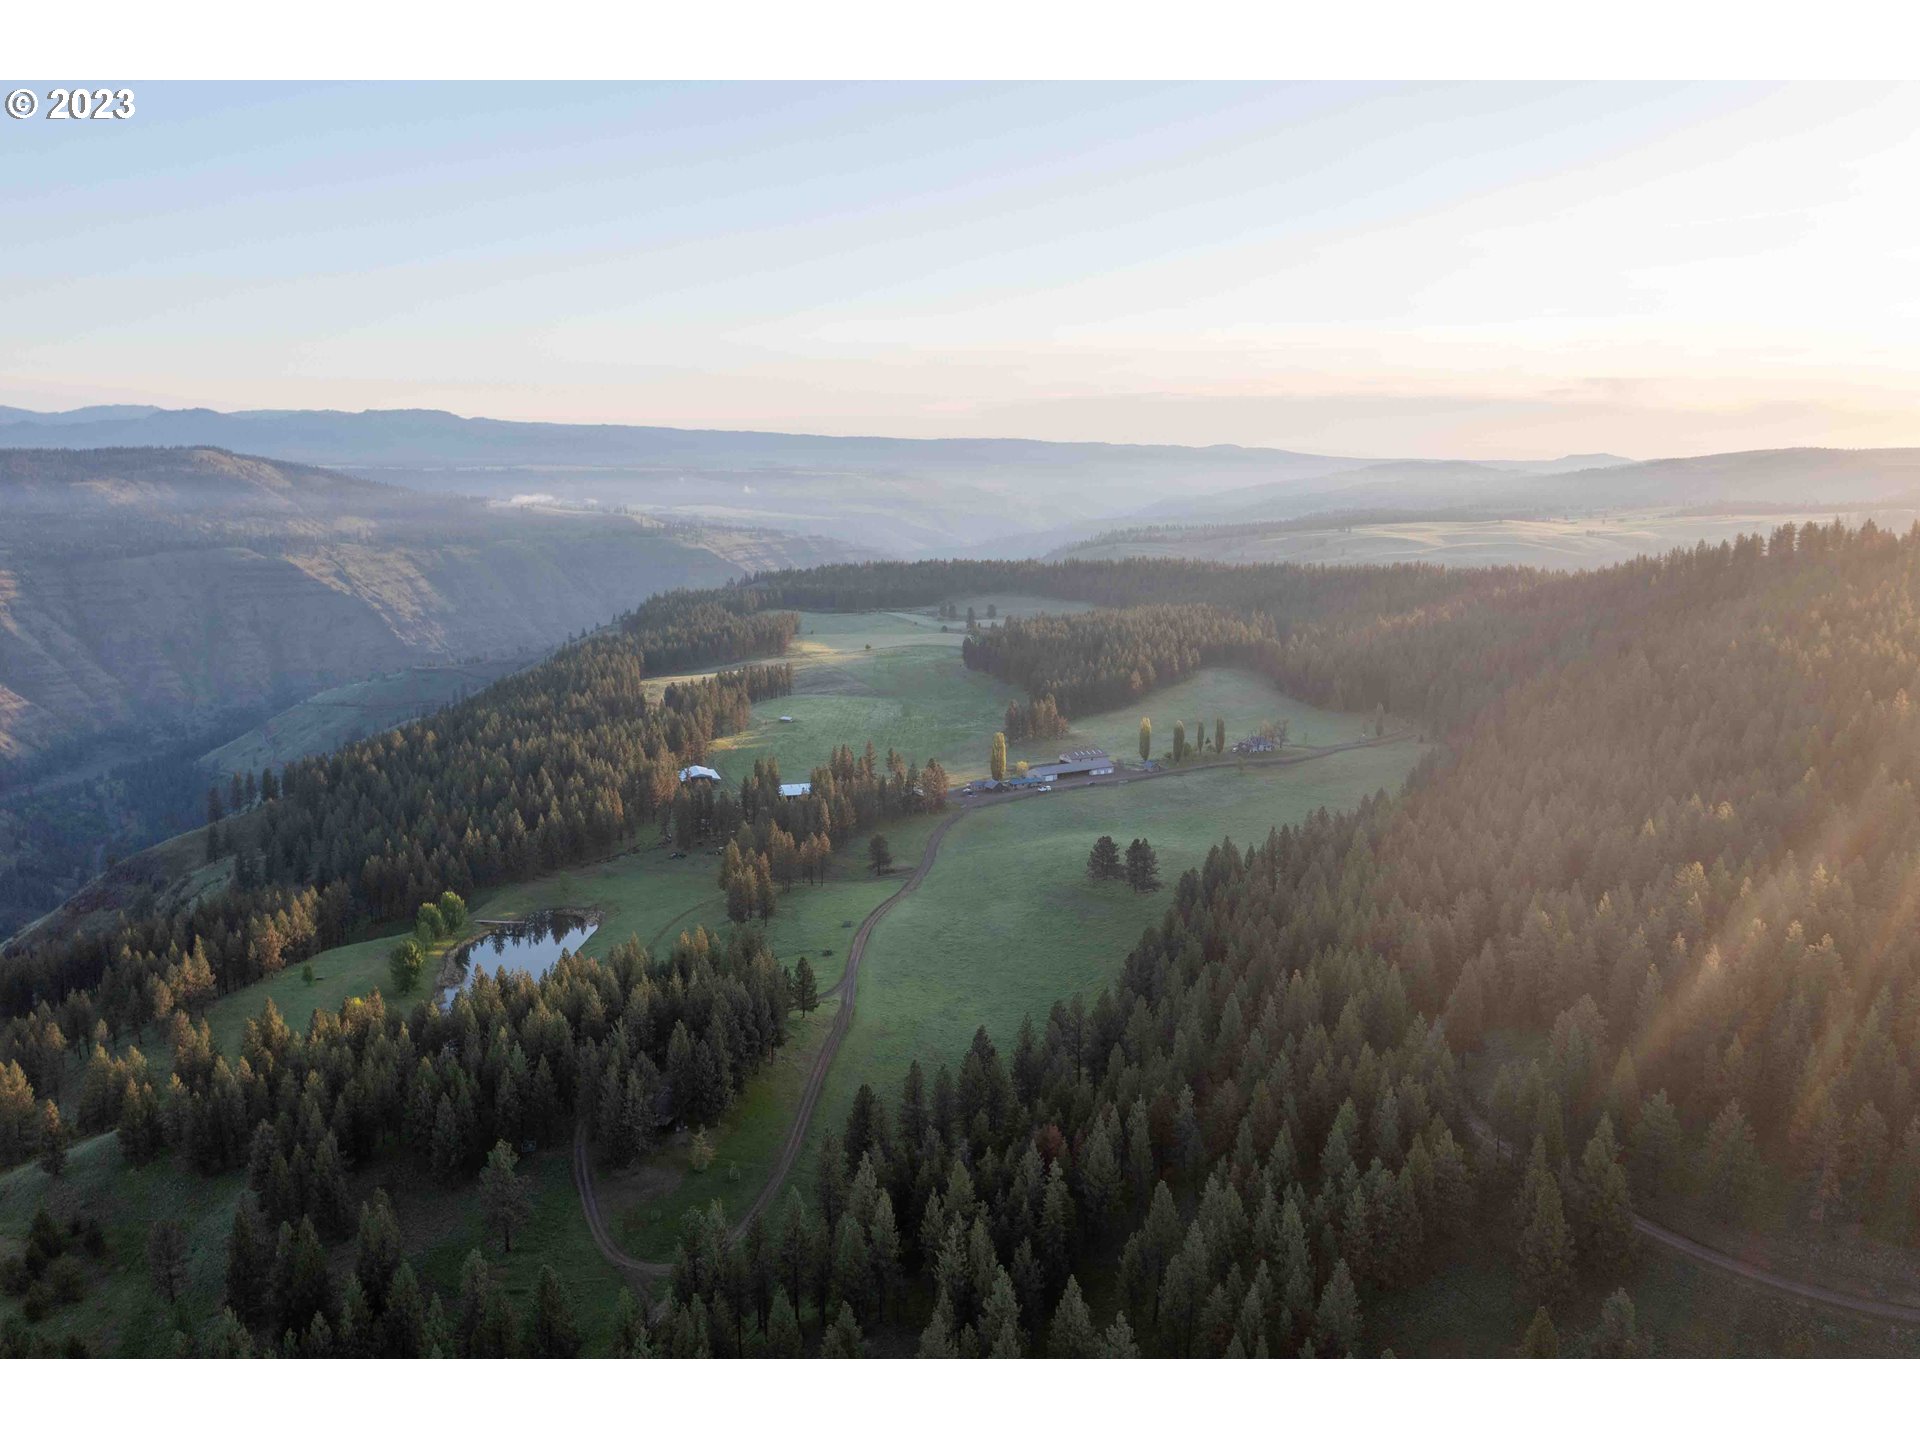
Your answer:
788,741 -> 1425,1201
0,1135 -> 246,1357
1012,667 -> 1369,775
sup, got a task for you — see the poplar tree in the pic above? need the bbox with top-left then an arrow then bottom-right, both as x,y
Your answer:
989,732 -> 1007,782
1138,717 -> 1152,762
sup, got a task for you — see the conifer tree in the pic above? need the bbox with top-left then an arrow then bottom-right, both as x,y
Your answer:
481,1139 -> 533,1252
147,1219 -> 188,1304
1517,1163 -> 1575,1311
1138,718 -> 1152,763
525,1265 -> 581,1357
1087,835 -> 1123,882
989,732 -> 1007,782
1518,1306 -> 1559,1357
1572,1117 -> 1636,1280
766,1287 -> 802,1357
1312,1259 -> 1361,1356
791,956 -> 820,1014
820,1301 -> 865,1357
1101,1310 -> 1141,1358
224,1191 -> 271,1325
1124,838 -> 1161,892
1587,1289 -> 1647,1358
382,1263 -> 428,1358
37,1100 -> 66,1177
612,1288 -> 651,1358
355,1189 -> 404,1313
1049,1274 -> 1099,1357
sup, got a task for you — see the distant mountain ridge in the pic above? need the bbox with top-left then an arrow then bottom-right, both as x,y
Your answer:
0,406 -> 1617,557
0,445 -> 864,768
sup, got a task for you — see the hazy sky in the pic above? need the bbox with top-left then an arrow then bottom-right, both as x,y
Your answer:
5,81 -> 1919,458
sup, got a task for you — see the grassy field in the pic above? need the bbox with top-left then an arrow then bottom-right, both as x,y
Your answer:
1013,666 -> 1370,774
786,742 -> 1425,1201
0,1134 -> 247,1357
1062,508 -> 1920,574
200,656 -> 535,777
6,601 -> 1428,1346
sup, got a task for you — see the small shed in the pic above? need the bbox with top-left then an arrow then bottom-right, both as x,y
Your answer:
678,764 -> 722,783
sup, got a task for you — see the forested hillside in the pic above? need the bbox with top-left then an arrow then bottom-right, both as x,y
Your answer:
652,525 -> 1920,1356
7,532 -> 1920,1356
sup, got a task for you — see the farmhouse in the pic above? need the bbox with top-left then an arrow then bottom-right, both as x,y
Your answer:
678,764 -> 722,783
778,782 -> 812,798
1028,747 -> 1116,781
1232,736 -> 1277,755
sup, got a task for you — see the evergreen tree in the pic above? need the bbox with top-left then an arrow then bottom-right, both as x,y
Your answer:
612,1288 -> 652,1358
766,1287 -> 802,1357
791,956 -> 820,1014
1048,1274 -> 1099,1357
1312,1259 -> 1361,1356
382,1263 -> 428,1358
525,1265 -> 582,1357
1124,838 -> 1161,892
147,1219 -> 189,1304
37,1100 -> 67,1177
481,1139 -> 533,1252
1517,1163 -> 1575,1312
868,834 -> 894,874
1101,1310 -> 1141,1358
1572,1117 -> 1636,1280
1518,1306 -> 1559,1357
1087,835 -> 1123,882
989,732 -> 1007,782
1138,717 -> 1152,763
355,1189 -> 404,1313
224,1192 -> 271,1325
819,1301 -> 865,1358
1587,1289 -> 1647,1358
1701,1099 -> 1762,1222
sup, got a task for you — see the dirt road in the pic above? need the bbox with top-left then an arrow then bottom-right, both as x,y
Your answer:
571,807 -> 965,1280
1459,1109 -> 1920,1324
569,730 -> 1415,1285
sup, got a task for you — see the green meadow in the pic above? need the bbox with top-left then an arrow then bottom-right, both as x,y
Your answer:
4,603 -> 1425,1333
798,741 -> 1427,1180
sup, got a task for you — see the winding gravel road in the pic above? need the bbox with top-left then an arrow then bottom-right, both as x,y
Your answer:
571,808 -> 965,1282
576,729 -> 1920,1325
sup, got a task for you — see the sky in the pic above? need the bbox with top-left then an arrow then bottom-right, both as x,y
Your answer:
4,81 -> 1919,458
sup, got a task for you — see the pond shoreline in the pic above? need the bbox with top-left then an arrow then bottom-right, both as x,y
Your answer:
432,906 -> 605,1000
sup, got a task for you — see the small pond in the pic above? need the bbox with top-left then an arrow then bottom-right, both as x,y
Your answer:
440,911 -> 599,1006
